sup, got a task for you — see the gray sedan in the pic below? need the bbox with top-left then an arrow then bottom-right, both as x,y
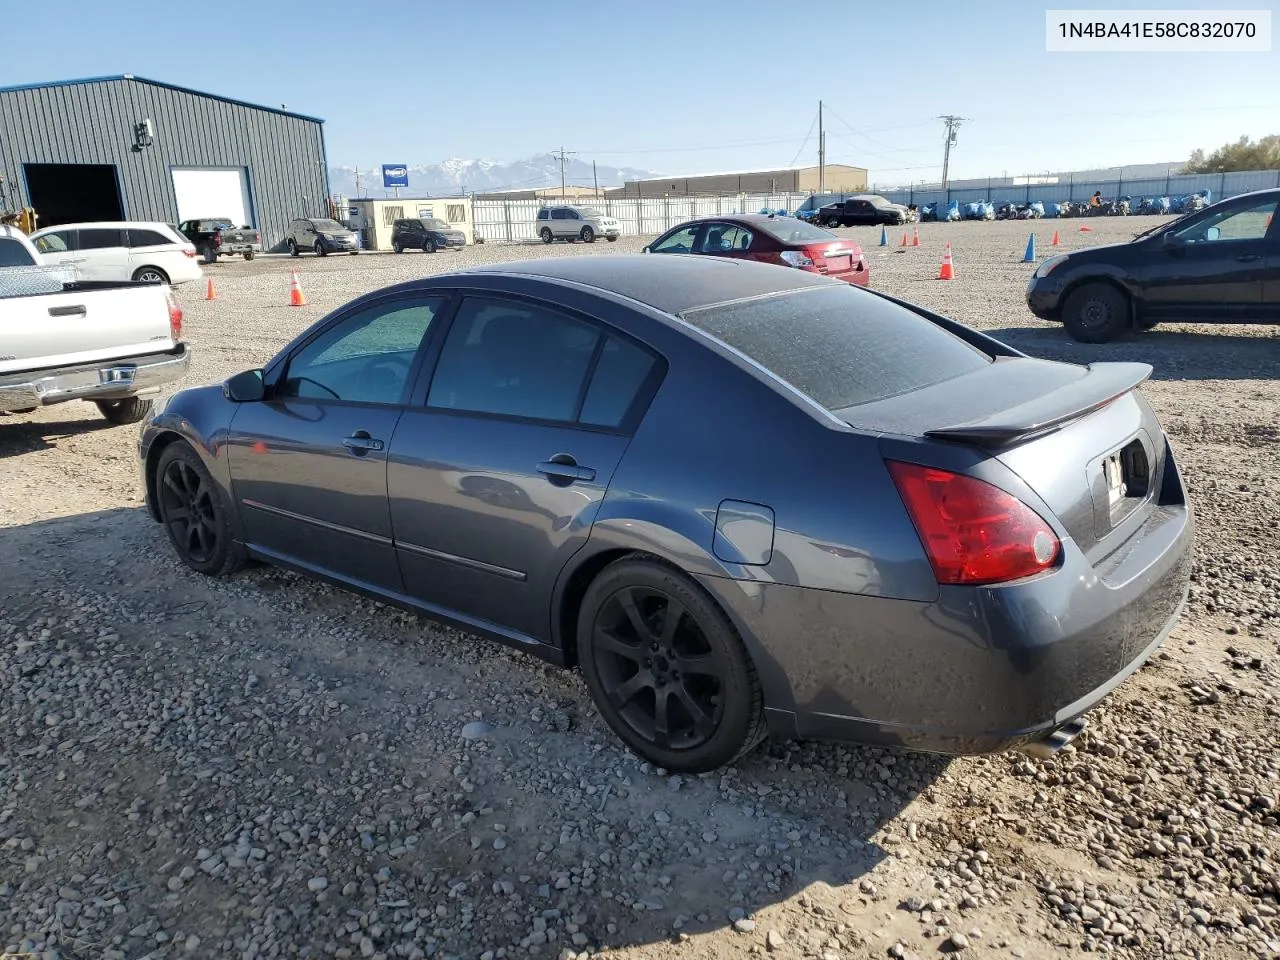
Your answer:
138,255 -> 1193,773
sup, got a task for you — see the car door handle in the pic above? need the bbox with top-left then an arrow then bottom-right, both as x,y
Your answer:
537,455 -> 596,484
48,304 -> 87,317
342,431 -> 384,453
1234,254 -> 1261,263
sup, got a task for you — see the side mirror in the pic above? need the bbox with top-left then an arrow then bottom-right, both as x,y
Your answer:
1205,226 -> 1220,242
224,369 -> 265,403
1161,230 -> 1182,246
641,245 -> 651,254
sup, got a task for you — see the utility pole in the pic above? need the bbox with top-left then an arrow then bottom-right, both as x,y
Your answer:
818,100 -> 825,194
354,166 -> 362,197
938,115 -> 969,191
593,160 -> 599,200
552,147 -> 578,200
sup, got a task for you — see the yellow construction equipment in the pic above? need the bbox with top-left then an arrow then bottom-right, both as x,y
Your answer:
0,175 -> 37,233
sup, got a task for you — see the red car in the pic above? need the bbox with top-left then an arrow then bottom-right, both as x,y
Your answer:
643,214 -> 868,285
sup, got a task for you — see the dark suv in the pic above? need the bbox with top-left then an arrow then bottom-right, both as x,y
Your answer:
391,217 -> 468,254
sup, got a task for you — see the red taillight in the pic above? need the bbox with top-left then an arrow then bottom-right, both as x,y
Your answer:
166,291 -> 183,341
886,460 -> 1060,585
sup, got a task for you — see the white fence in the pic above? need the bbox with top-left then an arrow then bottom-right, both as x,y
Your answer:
472,193 -> 812,243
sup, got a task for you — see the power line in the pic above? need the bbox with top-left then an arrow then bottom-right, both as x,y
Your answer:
551,147 -> 578,199
787,111 -> 819,169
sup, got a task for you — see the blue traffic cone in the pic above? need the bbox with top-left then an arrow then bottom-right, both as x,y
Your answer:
1023,233 -> 1036,262
879,225 -> 888,246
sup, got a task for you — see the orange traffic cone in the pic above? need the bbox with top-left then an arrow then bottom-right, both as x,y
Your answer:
1079,225 -> 1093,232
901,231 -> 909,247
938,242 -> 955,280
204,277 -> 218,300
912,226 -> 920,247
289,271 -> 307,307
1051,229 -> 1060,246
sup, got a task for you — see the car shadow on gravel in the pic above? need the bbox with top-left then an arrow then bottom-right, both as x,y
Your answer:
0,413 -> 119,458
986,326 -> 1280,381
2,506 -> 950,956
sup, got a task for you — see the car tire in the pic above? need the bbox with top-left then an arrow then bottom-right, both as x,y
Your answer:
202,246 -> 217,265
424,238 -> 437,254
243,251 -> 255,261
577,557 -> 767,774
393,242 -> 403,254
540,227 -> 553,244
314,241 -> 328,257
581,226 -> 596,243
288,240 -> 299,257
131,266 -> 169,284
153,441 -> 247,578
1063,283 -> 1130,343
607,236 -> 617,242
95,396 -> 153,425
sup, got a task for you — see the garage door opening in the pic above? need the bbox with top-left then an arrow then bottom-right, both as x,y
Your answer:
24,163 -> 125,227
171,167 -> 253,229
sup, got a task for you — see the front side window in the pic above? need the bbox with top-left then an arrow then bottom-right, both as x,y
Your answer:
650,225 -> 698,254
1174,199 -> 1277,244
427,298 -> 601,423
277,297 -> 445,404
33,232 -> 71,255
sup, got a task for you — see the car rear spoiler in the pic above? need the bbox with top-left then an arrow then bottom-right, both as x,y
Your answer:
924,361 -> 1153,447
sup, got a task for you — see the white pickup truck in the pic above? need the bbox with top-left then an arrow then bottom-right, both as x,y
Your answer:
0,226 -> 190,425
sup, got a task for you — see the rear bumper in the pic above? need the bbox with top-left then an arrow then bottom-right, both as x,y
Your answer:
219,243 -> 260,255
0,344 -> 191,412
828,266 -> 870,287
697,453 -> 1194,755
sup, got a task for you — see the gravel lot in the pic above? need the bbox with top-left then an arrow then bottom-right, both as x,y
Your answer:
1,219 -> 1277,960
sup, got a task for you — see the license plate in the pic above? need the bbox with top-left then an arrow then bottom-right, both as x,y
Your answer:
826,255 -> 851,273
1103,453 -> 1127,508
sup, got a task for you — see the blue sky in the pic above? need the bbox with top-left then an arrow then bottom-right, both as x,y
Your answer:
7,0 -> 1278,186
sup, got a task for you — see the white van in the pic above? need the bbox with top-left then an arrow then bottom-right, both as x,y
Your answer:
30,222 -> 203,286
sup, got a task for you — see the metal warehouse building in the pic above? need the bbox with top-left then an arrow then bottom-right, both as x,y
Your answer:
0,74 -> 328,250
607,164 -> 868,198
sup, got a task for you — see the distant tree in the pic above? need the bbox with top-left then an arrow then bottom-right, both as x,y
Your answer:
1181,135 -> 1280,174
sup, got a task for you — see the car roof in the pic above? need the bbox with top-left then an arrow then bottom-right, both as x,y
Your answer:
461,253 -> 833,315
32,221 -> 173,233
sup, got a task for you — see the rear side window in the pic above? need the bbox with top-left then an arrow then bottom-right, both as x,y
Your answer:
427,298 -> 601,423
0,237 -> 36,266
682,286 -> 991,410
128,229 -> 172,247
579,336 -> 659,428
79,228 -> 125,249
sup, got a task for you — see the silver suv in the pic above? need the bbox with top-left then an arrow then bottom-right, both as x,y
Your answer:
536,205 -> 620,244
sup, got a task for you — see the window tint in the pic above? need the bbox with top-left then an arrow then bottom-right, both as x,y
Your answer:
551,209 -> 570,220
682,285 -> 991,410
1175,198 -> 1277,243
0,238 -> 36,267
79,228 -> 125,250
278,297 -> 444,404
650,225 -> 698,253
33,232 -> 71,255
427,298 -> 600,422
128,229 -> 173,247
579,336 -> 658,428
537,209 -> 549,220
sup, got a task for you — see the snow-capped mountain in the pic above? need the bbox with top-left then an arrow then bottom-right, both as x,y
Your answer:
329,154 -> 659,198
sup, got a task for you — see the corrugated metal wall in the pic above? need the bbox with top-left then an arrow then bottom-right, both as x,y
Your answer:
0,77 -> 327,250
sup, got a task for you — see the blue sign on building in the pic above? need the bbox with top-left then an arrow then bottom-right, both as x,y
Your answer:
382,164 -> 409,189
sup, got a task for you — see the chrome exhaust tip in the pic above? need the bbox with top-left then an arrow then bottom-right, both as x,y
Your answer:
1020,717 -> 1088,760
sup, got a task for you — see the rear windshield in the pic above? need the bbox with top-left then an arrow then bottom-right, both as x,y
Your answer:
682,286 -> 991,409
754,219 -> 836,245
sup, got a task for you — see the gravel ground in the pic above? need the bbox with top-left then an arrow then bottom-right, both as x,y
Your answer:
1,219 -> 1277,960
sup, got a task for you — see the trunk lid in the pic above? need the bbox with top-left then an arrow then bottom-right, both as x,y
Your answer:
804,240 -> 862,276
841,357 -> 1165,560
